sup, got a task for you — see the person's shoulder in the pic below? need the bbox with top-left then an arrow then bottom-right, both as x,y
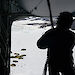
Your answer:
45,28 -> 56,34
69,30 -> 75,35
69,30 -> 75,38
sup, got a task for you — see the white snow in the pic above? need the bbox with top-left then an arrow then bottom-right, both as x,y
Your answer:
10,17 -> 51,75
10,16 -> 75,75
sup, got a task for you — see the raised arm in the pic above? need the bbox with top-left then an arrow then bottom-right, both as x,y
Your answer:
37,32 -> 49,49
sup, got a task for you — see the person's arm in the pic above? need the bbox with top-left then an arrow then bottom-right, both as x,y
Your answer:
37,32 -> 49,49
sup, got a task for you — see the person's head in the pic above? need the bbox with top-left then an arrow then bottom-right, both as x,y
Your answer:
57,12 -> 73,29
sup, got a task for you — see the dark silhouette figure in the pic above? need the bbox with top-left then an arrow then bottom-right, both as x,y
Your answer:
37,12 -> 75,75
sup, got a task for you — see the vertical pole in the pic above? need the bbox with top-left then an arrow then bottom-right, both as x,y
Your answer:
42,1 -> 54,75
47,0 -> 54,29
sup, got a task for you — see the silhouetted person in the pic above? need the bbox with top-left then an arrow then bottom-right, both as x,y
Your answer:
37,12 -> 75,75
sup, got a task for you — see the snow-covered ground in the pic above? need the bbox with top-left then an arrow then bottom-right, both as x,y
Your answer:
10,16 -> 75,75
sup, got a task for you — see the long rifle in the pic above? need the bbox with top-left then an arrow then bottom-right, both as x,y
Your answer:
47,0 -> 54,29
42,0 -> 54,75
